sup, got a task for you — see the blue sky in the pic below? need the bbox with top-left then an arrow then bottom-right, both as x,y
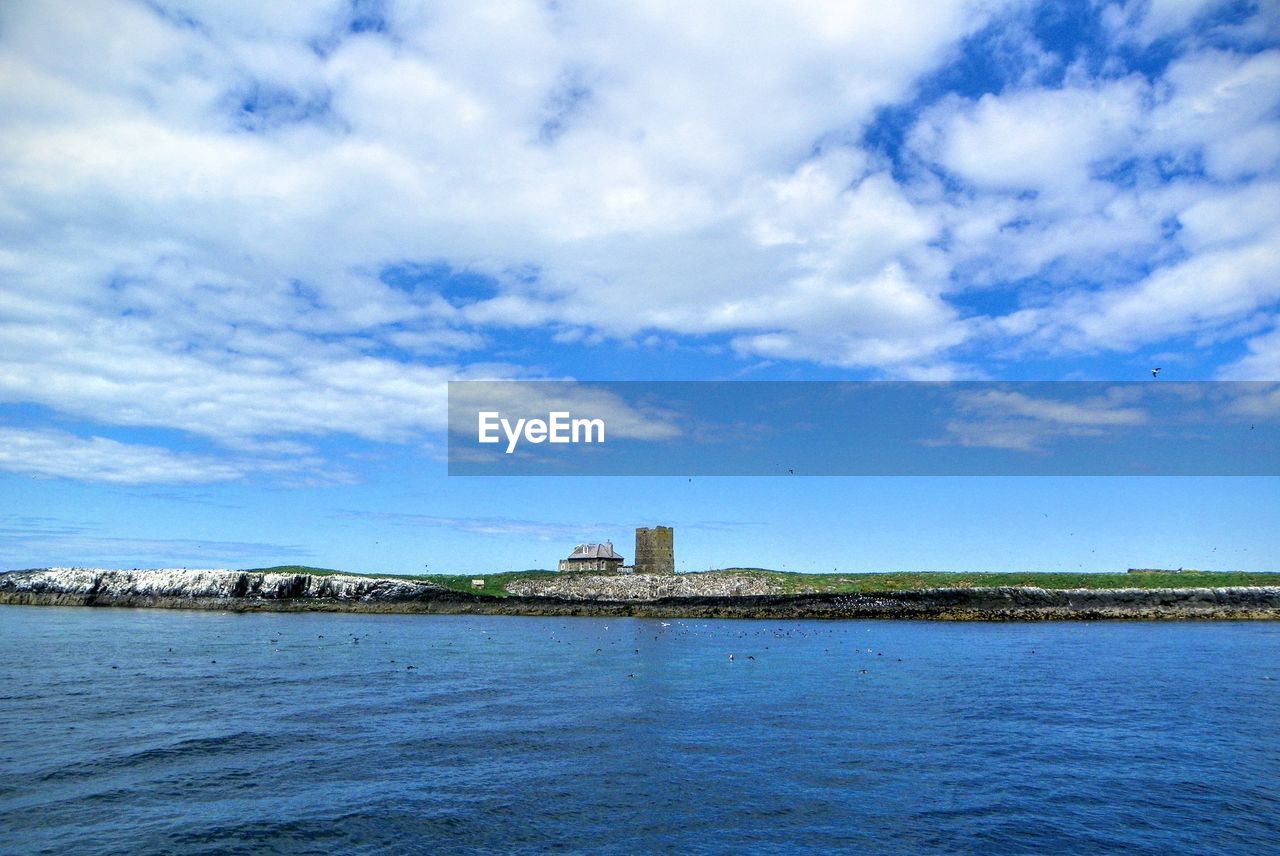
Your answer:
1,0 -> 1278,574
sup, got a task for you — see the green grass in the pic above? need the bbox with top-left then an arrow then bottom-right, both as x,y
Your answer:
243,565 -> 348,577
738,569 -> 1280,593
418,570 -> 557,598
241,565 -> 1278,596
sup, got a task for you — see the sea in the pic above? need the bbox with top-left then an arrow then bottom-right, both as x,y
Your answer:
1,607 -> 1277,855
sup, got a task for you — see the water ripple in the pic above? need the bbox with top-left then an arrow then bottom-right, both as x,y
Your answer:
1,610 -> 1277,854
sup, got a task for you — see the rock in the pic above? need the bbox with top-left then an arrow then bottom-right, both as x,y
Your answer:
0,568 -> 447,604
0,568 -> 1277,620
504,572 -> 783,601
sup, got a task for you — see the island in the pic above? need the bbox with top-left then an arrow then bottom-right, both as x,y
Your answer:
1,566 -> 1278,620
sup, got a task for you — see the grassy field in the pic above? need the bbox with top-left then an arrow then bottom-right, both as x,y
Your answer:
244,565 -> 347,577
244,565 -> 1279,597
418,570 -> 557,597
731,569 -> 1280,593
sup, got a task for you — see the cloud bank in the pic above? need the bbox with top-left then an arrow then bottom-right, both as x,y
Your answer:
2,0 -> 1278,482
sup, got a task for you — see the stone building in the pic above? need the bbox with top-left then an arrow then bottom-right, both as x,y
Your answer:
557,541 -> 624,573
634,526 -> 675,574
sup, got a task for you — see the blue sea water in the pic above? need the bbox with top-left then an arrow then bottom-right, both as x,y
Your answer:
0,608 -> 1277,855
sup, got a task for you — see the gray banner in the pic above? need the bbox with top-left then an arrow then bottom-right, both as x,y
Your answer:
448,381 -> 1279,476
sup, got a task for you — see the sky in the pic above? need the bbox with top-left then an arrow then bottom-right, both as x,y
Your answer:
1,0 -> 1278,574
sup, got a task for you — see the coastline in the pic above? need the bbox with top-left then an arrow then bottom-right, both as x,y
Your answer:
2,568 -> 1278,620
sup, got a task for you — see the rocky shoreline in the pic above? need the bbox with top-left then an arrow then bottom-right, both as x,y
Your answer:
1,568 -> 1278,620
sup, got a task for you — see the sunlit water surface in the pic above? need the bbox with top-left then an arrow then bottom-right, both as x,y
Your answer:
1,607 -> 1277,854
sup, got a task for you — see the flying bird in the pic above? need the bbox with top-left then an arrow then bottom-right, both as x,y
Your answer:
1151,368 -> 1161,377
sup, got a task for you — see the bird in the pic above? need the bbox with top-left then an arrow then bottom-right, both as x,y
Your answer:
1151,367 -> 1161,378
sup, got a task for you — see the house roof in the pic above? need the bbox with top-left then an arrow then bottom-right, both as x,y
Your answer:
564,542 -> 623,561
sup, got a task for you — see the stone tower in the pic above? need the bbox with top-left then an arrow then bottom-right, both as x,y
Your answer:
634,526 -> 674,575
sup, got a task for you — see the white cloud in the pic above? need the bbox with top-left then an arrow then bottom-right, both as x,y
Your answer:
1103,0 -> 1235,46
1219,323 -> 1280,380
907,41 -> 1280,359
0,303 -> 460,444
1177,181 -> 1280,252
1,0 -> 1278,488
913,78 -> 1149,196
0,0 -> 1022,433
1147,49 -> 1280,181
1070,238 -> 1280,348
930,388 -> 1148,450
0,427 -> 249,483
959,388 -> 1148,426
